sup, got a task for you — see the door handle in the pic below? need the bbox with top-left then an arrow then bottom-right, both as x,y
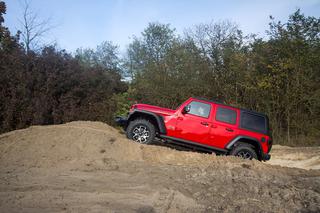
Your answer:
226,127 -> 234,132
177,117 -> 183,121
200,121 -> 209,126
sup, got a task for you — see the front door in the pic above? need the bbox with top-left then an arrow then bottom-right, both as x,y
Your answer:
174,101 -> 212,144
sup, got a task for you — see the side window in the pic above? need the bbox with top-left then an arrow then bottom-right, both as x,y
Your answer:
241,112 -> 266,133
216,107 -> 237,124
188,101 -> 211,118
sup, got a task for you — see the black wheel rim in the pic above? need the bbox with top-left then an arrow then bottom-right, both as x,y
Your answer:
237,150 -> 253,159
132,125 -> 150,144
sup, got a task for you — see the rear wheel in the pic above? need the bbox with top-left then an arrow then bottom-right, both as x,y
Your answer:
126,119 -> 156,144
230,143 -> 258,160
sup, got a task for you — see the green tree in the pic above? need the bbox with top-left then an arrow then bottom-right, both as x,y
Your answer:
248,10 -> 320,145
75,41 -> 121,73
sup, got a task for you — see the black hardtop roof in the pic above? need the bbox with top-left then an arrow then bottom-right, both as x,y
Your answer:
193,97 -> 268,118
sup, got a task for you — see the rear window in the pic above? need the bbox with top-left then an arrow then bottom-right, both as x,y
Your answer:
241,112 -> 267,134
216,107 -> 237,124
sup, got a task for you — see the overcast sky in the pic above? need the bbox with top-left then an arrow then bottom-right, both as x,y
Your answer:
4,0 -> 320,52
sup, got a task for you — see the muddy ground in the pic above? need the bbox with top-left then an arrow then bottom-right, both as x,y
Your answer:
0,121 -> 319,212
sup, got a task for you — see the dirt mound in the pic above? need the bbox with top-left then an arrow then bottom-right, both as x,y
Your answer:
0,121 -> 319,212
0,121 -> 253,169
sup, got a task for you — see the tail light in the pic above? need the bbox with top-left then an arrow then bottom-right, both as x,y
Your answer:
267,137 -> 273,152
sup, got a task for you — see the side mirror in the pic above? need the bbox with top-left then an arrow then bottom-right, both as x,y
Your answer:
182,105 -> 191,114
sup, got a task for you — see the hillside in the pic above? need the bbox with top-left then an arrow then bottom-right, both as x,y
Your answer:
0,121 -> 319,212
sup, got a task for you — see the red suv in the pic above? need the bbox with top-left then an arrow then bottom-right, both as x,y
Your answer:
116,97 -> 272,161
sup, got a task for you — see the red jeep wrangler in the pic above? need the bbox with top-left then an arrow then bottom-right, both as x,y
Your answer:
116,97 -> 272,161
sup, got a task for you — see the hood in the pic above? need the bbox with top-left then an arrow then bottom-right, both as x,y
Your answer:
133,104 -> 175,116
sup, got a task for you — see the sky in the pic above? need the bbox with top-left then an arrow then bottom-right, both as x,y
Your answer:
3,0 -> 320,53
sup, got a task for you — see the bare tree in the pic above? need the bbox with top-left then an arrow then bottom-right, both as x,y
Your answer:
19,0 -> 52,53
185,20 -> 241,62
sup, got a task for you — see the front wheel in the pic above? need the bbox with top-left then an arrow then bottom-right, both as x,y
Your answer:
230,143 -> 258,160
126,119 -> 156,144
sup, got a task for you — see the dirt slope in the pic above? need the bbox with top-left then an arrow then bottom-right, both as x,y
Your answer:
0,121 -> 319,212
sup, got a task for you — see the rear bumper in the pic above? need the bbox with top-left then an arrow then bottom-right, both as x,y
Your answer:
262,153 -> 271,161
115,116 -> 128,127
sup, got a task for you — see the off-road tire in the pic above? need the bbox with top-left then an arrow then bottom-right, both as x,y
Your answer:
126,119 -> 156,144
230,143 -> 258,160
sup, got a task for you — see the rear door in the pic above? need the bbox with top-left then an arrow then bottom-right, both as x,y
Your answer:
174,100 -> 212,144
208,106 -> 239,149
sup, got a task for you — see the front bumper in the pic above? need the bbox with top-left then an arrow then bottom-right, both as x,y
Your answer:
115,116 -> 128,127
262,153 -> 271,161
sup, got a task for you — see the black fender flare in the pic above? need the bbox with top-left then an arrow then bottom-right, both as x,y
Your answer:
127,110 -> 167,134
225,136 -> 263,158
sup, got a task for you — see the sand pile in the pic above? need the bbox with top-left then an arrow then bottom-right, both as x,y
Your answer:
0,121 -> 319,212
0,121 -> 256,170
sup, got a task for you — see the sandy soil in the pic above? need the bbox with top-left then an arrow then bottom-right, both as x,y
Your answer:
266,145 -> 320,170
0,121 -> 319,212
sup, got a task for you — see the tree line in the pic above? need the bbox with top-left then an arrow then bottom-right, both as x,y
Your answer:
0,1 -> 319,145
0,1 -> 126,133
